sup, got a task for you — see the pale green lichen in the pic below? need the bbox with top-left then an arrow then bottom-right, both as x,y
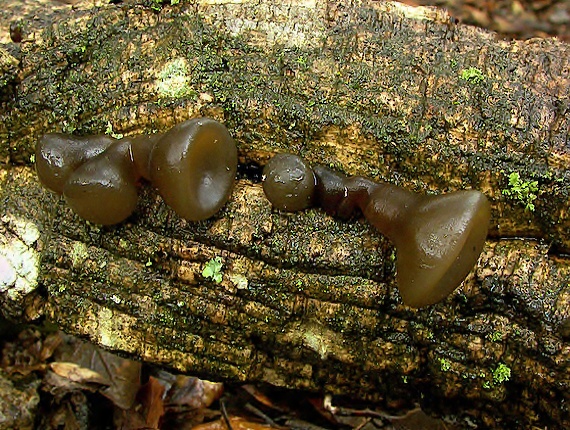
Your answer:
96,307 -> 136,351
299,319 -> 351,361
203,257 -> 223,283
0,216 -> 40,301
70,242 -> 89,269
229,273 -> 248,289
2,215 -> 40,246
303,331 -> 329,359
0,237 -> 40,301
156,58 -> 194,99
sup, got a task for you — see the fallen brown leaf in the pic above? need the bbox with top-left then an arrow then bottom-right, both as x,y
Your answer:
192,416 -> 275,430
50,362 -> 109,385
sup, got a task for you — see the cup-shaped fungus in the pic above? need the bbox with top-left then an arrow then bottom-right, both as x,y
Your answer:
63,140 -> 139,225
149,118 -> 238,221
35,134 -> 116,194
35,117 -> 238,225
262,153 -> 491,308
363,184 -> 491,308
263,153 -> 316,211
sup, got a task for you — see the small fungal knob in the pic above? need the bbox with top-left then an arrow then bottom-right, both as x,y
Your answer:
149,118 -> 238,221
262,153 -> 316,211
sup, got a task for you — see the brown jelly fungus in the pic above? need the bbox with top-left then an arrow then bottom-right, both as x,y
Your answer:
262,153 -> 491,308
149,118 -> 238,221
35,118 -> 238,225
262,153 -> 316,211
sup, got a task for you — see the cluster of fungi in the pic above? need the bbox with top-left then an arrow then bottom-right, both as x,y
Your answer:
35,118 -> 237,225
262,154 -> 491,307
36,117 -> 491,307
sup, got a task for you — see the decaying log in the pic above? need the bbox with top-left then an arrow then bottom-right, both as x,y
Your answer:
1,1 -> 569,428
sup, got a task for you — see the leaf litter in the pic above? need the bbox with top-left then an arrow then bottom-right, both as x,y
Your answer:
1,324 -> 458,429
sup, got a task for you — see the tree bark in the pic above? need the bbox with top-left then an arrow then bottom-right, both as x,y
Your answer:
1,1 -> 569,428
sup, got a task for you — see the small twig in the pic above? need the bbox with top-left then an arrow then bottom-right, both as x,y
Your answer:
220,399 -> 233,430
324,394 -> 422,421
352,416 -> 373,430
281,418 -> 330,430
244,403 -> 283,428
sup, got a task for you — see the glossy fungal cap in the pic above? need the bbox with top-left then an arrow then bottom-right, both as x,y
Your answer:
388,190 -> 491,308
35,133 -> 116,194
63,141 -> 139,225
149,118 -> 238,221
263,153 -> 316,212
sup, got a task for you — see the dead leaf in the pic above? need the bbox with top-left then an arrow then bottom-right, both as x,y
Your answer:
114,375 -> 166,430
1,328 -> 61,375
241,384 -> 283,411
54,333 -> 141,410
40,331 -> 63,361
141,375 -> 166,429
166,374 -> 224,409
50,362 -> 109,385
192,416 -> 275,430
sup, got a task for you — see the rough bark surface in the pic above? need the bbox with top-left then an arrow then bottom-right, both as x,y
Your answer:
0,1 -> 569,428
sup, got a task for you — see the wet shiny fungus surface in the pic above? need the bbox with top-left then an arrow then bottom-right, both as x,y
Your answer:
36,117 -> 238,225
261,153 -> 492,308
149,118 -> 238,221
35,134 -> 116,194
262,153 -> 316,211
63,141 -> 138,226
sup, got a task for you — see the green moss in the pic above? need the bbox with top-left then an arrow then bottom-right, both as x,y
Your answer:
502,172 -> 539,211
460,67 -> 485,84
492,363 -> 511,384
439,357 -> 451,372
105,121 -> 123,139
488,331 -> 503,342
150,0 -> 181,11
202,257 -> 223,283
